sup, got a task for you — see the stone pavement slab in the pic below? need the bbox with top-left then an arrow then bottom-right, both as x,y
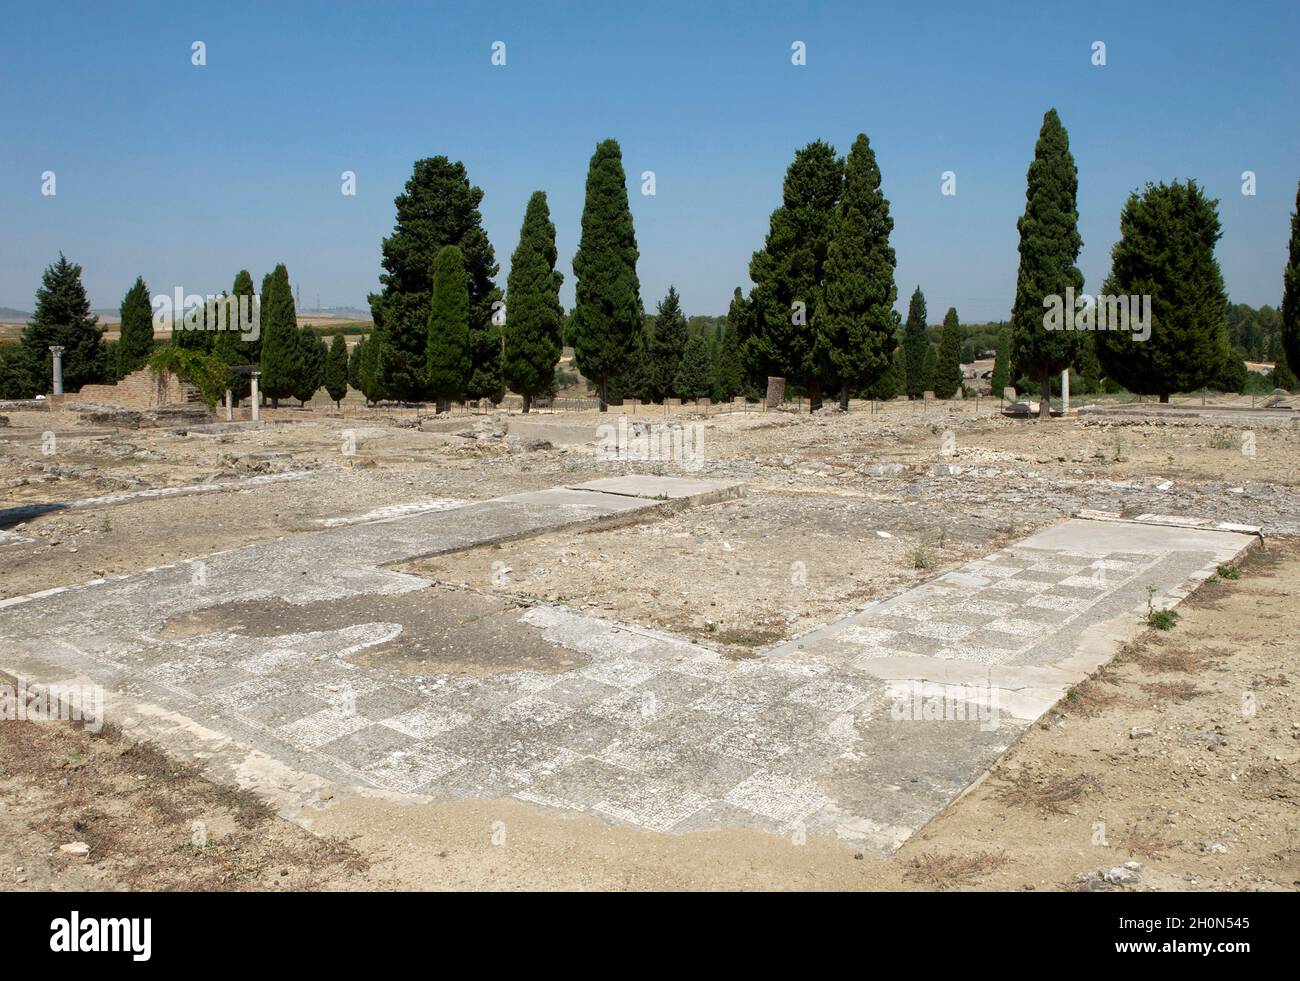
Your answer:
0,493 -> 1254,856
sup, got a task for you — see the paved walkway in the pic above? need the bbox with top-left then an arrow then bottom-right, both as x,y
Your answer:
0,480 -> 1255,855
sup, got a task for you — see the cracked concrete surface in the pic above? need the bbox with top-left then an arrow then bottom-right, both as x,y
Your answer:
0,475 -> 1256,855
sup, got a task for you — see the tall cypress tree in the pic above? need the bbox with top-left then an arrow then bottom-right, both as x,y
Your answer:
713,289 -> 748,400
20,253 -> 104,392
902,286 -> 929,398
1095,180 -> 1230,401
324,333 -> 349,407
934,307 -> 962,398
1010,108 -> 1083,419
747,140 -> 843,409
1281,179 -> 1300,374
502,191 -> 564,412
649,285 -> 689,401
425,245 -> 471,411
117,276 -> 154,378
819,133 -> 897,409
231,269 -> 260,364
258,264 -> 299,407
572,138 -> 642,411
369,156 -> 500,402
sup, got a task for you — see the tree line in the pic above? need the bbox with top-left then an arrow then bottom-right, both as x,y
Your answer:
0,258 -> 349,409
5,117 -> 1300,412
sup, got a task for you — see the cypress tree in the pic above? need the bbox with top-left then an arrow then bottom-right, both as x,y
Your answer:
713,289 -> 747,400
674,333 -> 715,401
212,271 -> 256,400
231,269 -> 260,364
649,286 -> 688,401
1010,109 -> 1083,419
502,191 -> 564,412
572,138 -> 642,411
292,326 -> 326,405
819,133 -> 897,409
360,331 -> 383,403
324,333 -> 349,407
990,324 -> 1013,396
1281,179 -> 1300,374
258,264 -> 299,408
369,156 -> 500,402
1095,180 -> 1230,401
348,335 -> 365,393
902,286 -> 929,398
20,253 -> 104,393
117,276 -> 154,378
747,140 -> 843,409
425,245 -> 471,411
922,343 -> 938,395
934,307 -> 962,398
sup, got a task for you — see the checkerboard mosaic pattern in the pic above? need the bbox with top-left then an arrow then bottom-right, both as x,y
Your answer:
819,546 -> 1160,669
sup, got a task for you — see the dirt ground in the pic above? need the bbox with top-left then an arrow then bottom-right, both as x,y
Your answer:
1,395 -> 1297,890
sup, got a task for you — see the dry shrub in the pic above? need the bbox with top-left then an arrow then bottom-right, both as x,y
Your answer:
1140,680 -> 1204,702
903,850 -> 1008,889
994,769 -> 1102,815
1062,679 -> 1119,716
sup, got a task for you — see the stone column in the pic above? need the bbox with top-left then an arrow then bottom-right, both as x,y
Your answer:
765,376 -> 785,408
250,372 -> 261,421
1060,368 -> 1070,415
49,346 -> 65,396
225,389 -> 233,421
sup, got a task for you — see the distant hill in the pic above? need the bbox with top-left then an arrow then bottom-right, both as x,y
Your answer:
299,306 -> 371,321
2,308 -> 120,324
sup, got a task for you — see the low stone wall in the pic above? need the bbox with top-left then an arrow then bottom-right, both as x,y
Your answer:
70,368 -> 191,410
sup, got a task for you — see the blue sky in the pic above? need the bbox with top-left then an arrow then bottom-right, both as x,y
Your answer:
3,0 -> 1297,322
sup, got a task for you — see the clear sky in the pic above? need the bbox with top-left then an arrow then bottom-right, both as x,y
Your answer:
3,0 -> 1297,322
